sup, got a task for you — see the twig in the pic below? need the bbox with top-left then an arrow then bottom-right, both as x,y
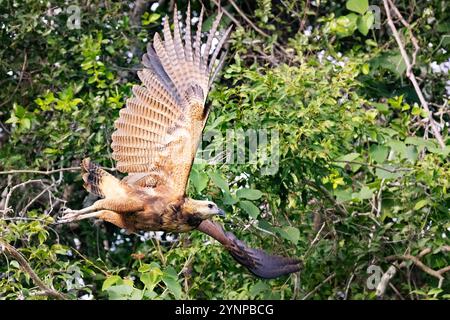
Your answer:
213,0 -> 289,56
302,272 -> 336,300
211,0 -> 242,28
19,183 -> 55,216
333,160 -> 411,173
0,51 -> 27,109
1,180 -> 45,214
228,0 -> 270,38
303,222 -> 326,259
388,283 -> 405,300
382,0 -> 446,149
387,0 -> 419,75
303,179 -> 348,216
71,247 -> 110,277
0,167 -> 80,175
385,246 -> 450,289
344,272 -> 355,299
0,166 -> 116,175
0,240 -> 67,300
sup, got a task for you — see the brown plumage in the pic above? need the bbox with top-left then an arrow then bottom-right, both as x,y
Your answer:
59,4 -> 300,279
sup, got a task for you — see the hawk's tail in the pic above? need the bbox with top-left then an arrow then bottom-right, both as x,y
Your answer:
81,158 -> 119,198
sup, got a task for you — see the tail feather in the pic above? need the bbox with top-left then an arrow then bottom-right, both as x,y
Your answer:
81,158 -> 122,198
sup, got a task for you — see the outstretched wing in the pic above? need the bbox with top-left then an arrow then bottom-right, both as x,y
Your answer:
197,220 -> 301,279
111,4 -> 232,196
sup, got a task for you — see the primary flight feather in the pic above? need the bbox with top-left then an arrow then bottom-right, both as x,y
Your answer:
60,4 -> 300,279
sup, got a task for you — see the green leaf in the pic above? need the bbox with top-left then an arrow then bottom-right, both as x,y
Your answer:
140,273 -> 155,290
428,288 -> 443,296
346,0 -> 368,14
369,145 -> 389,163
209,172 -> 229,193
334,188 -> 353,202
387,140 -> 408,159
405,145 -> 418,162
357,11 -> 374,35
138,264 -> 151,273
372,102 -> 390,114
335,152 -> 361,171
102,275 -> 121,291
162,270 -> 182,299
129,288 -> 143,300
239,200 -> 260,219
361,63 -> 370,75
352,186 -> 374,200
236,189 -> 263,200
278,226 -> 300,244
190,169 -> 209,193
383,53 -> 407,75
414,199 -> 429,210
140,267 -> 163,291
404,137 -> 437,149
331,13 -> 359,37
250,281 -> 270,297
142,13 -> 161,25
337,152 -> 360,163
107,284 -> 134,299
375,166 -> 405,179
258,220 -> 277,233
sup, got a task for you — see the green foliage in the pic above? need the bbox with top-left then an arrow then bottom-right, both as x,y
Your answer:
1,0 -> 449,300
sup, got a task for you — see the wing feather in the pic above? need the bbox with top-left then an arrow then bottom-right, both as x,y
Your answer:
172,4 -> 185,61
184,3 -> 193,62
111,6 -> 232,196
193,6 -> 204,67
202,12 -> 223,70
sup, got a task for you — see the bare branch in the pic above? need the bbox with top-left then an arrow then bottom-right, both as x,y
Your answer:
1,180 -> 45,214
387,0 -> 419,74
302,272 -> 336,300
333,160 -> 411,173
385,246 -> 450,289
213,0 -> 290,57
382,0 -> 446,149
0,167 -> 80,175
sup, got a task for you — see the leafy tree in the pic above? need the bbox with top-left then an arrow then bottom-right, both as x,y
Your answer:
0,0 -> 449,300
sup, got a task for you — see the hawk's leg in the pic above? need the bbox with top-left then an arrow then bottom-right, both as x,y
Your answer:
60,199 -> 109,219
58,210 -> 128,229
58,210 -> 107,224
60,198 -> 143,222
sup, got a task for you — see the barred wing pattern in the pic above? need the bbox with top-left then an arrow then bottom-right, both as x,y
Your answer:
111,5 -> 232,196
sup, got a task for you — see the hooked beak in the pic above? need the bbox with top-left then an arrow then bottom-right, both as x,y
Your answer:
217,208 -> 226,217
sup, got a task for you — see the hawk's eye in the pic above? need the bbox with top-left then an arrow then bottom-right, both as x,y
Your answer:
208,204 -> 214,209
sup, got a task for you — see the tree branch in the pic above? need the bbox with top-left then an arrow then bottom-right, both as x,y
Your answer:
382,0 -> 446,149
384,246 -> 450,290
0,240 -> 68,300
301,272 -> 336,300
0,167 -> 80,175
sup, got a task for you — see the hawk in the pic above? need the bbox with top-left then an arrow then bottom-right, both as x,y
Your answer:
60,5 -> 300,279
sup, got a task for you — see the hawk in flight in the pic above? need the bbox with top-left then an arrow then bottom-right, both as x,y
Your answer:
60,5 -> 300,279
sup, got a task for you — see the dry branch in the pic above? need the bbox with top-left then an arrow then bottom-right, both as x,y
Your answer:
0,167 -> 80,175
382,0 -> 446,149
377,246 -> 450,298
302,272 -> 336,300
